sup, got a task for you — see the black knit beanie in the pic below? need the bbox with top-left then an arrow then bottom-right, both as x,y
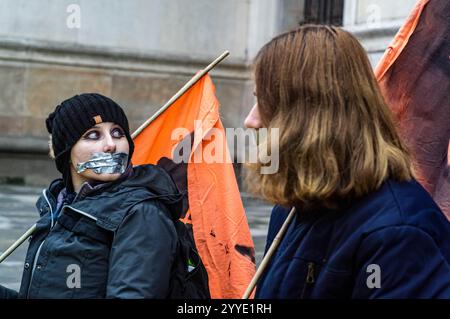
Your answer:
45,93 -> 135,190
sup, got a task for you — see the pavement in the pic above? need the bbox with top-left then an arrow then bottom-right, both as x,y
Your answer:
0,183 -> 272,292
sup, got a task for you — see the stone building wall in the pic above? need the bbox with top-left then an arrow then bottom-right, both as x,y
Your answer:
0,0 -> 417,186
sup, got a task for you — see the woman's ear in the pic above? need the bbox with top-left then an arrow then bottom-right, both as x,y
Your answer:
48,135 -> 55,159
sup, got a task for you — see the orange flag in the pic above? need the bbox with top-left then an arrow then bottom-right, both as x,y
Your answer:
132,74 -> 256,298
375,0 -> 450,218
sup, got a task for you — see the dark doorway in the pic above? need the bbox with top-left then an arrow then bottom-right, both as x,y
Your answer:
302,0 -> 344,26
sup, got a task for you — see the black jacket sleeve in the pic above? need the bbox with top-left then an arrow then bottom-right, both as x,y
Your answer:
106,200 -> 178,298
0,285 -> 18,299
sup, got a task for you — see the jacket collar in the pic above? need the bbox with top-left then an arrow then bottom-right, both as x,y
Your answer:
36,164 -> 186,231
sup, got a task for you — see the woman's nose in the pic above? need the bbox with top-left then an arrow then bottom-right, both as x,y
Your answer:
103,135 -> 117,153
244,103 -> 263,129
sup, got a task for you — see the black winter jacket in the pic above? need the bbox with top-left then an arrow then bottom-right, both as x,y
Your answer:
1,164 -> 185,299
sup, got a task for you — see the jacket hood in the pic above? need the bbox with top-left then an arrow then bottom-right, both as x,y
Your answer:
117,164 -> 188,219
37,164 -> 187,230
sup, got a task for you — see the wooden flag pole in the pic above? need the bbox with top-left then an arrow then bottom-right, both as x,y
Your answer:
0,51 -> 230,265
242,207 -> 297,299
0,224 -> 36,263
131,50 -> 230,138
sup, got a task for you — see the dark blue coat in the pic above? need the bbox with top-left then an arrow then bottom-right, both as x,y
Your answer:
255,178 -> 450,298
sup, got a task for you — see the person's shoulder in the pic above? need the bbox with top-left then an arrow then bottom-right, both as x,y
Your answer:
127,198 -> 174,223
270,205 -> 291,221
385,178 -> 448,225
118,199 -> 177,241
334,179 -> 450,275
353,178 -> 450,244
35,178 -> 64,215
130,164 -> 175,183
265,205 -> 292,244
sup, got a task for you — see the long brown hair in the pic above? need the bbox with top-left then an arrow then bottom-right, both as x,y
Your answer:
246,25 -> 414,210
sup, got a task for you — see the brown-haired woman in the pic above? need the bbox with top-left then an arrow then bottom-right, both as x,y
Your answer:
245,25 -> 450,298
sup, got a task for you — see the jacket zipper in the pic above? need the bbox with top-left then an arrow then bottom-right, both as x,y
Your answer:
28,187 -> 99,297
300,262 -> 316,299
27,205 -> 97,297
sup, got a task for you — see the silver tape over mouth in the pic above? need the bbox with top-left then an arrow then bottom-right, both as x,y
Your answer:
76,152 -> 128,174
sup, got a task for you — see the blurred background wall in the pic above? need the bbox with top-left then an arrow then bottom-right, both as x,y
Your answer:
0,0 -> 417,186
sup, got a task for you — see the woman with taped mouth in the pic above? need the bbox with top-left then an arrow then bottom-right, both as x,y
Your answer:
244,25 -> 450,298
0,93 -> 197,298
